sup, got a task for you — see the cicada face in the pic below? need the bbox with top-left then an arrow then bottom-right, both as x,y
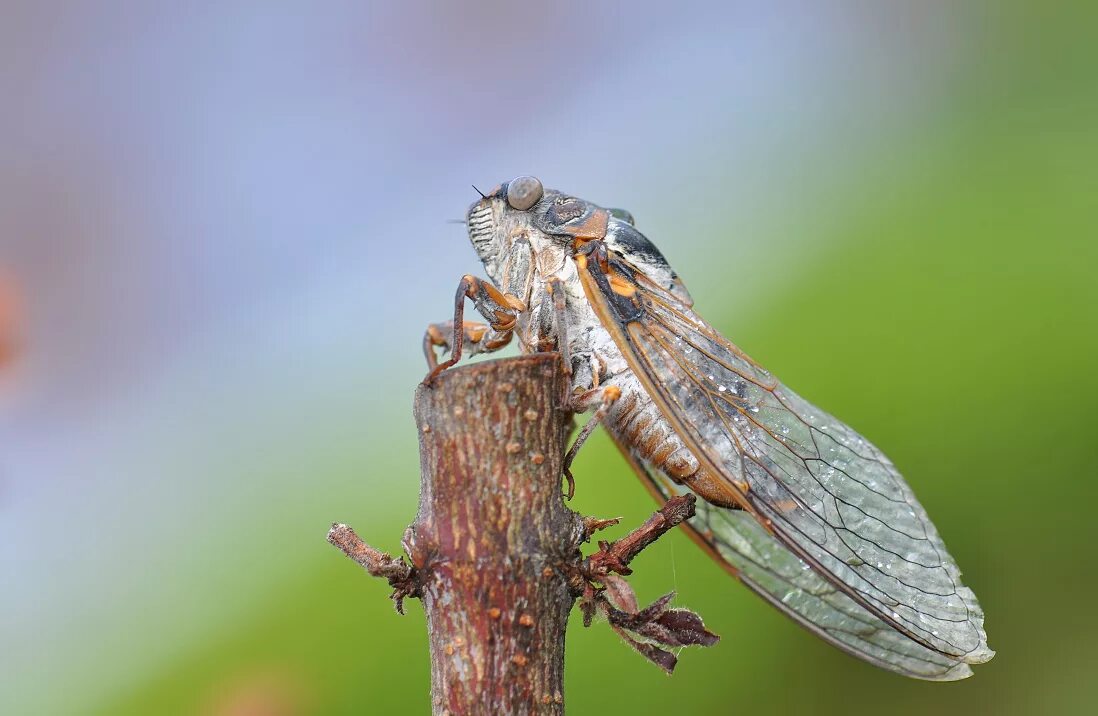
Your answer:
466,176 -> 614,284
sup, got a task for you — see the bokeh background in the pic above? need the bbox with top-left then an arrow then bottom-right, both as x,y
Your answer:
2,1 -> 1096,714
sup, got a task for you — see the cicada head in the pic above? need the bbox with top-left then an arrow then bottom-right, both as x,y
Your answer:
466,175 -> 612,283
466,176 -> 690,303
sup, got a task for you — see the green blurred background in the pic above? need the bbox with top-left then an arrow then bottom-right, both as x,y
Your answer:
2,1 -> 1096,714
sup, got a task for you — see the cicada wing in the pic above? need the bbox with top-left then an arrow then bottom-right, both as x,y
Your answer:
608,431 -> 975,680
576,246 -> 992,667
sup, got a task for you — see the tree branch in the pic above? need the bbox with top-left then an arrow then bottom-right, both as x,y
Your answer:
328,353 -> 717,713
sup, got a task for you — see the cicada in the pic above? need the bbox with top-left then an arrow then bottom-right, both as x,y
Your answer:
423,175 -> 994,680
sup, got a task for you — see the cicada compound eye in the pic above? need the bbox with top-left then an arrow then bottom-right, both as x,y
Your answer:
506,175 -> 544,211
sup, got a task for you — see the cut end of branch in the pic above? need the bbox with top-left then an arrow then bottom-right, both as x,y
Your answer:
656,493 -> 697,526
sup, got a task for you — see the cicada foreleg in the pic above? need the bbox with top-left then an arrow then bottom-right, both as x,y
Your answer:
546,277 -> 571,377
422,320 -> 511,371
422,274 -> 525,384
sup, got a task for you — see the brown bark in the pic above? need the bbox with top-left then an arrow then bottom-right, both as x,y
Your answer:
406,353 -> 582,715
327,353 -> 714,714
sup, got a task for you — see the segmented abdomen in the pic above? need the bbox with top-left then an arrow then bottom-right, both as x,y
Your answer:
608,383 -> 742,509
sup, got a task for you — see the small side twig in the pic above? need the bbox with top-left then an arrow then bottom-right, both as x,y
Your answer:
572,494 -> 718,674
583,494 -> 696,577
327,523 -> 418,613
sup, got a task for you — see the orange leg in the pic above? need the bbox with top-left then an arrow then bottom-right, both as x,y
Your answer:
423,275 -> 523,384
423,321 -> 498,371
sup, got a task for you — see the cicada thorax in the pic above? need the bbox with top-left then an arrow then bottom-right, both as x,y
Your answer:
608,380 -> 743,510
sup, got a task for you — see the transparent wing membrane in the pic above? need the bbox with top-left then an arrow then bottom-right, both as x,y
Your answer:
612,437 -> 977,680
578,246 -> 993,675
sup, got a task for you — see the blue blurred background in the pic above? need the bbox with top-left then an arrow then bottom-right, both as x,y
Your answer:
2,1 -> 1096,714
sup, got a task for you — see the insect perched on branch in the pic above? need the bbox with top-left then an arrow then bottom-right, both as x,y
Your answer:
423,175 -> 994,680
